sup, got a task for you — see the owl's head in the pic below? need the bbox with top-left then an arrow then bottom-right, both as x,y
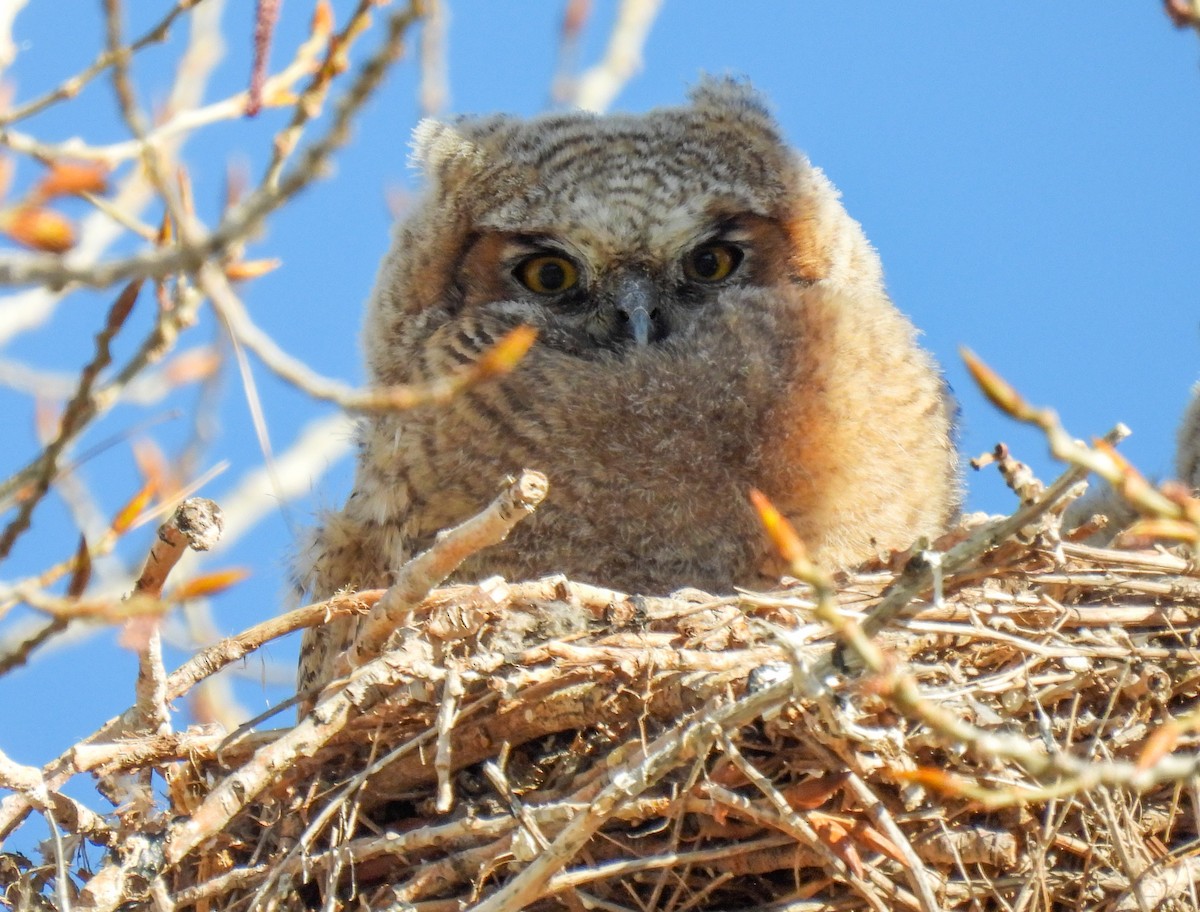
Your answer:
367,78 -> 884,375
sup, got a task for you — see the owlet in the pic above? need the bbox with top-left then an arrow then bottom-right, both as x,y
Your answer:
297,79 -> 960,698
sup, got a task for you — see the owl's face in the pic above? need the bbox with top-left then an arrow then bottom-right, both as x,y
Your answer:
367,79 -> 855,378
451,210 -> 795,356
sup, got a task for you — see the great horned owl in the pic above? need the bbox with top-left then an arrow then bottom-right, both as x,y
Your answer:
297,79 -> 960,698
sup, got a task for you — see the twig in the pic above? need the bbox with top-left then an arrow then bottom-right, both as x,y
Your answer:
544,835 -> 796,893
215,269 -> 293,541
843,771 -> 942,912
102,0 -> 147,139
0,280 -> 142,560
0,1 -> 196,126
0,3 -> 422,290
482,760 -> 550,850
204,264 -> 537,411
550,0 -> 591,105
246,0 -> 281,117
166,589 -> 378,703
434,665 -> 463,812
965,348 -> 1199,527
162,642 -> 452,868
101,0 -> 187,248
718,736 -> 897,912
129,498 -> 223,735
131,498 -> 223,599
70,726 -> 231,776
260,0 -> 363,189
0,616 -> 67,676
345,469 -> 548,672
569,0 -> 663,112
0,4 -> 329,168
418,0 -> 448,114
845,423 -> 1131,654
0,746 -> 113,847
0,0 -> 29,72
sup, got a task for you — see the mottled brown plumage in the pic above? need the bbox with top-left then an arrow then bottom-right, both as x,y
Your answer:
296,79 -> 959,698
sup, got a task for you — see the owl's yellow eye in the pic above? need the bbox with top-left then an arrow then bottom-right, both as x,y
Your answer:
685,242 -> 743,283
515,255 -> 579,294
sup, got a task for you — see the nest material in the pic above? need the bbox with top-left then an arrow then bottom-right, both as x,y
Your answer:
6,492 -> 1200,911
161,529 -> 1200,909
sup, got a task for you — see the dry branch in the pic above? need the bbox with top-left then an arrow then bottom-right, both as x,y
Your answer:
570,0 -> 665,112
130,497 -> 223,736
345,469 -> 549,673
0,3 -> 422,290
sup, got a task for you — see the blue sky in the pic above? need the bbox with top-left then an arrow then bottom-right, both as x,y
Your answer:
0,3 -> 1198,852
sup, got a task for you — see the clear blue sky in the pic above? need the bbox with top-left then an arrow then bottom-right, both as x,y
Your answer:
1,3 -> 1198,851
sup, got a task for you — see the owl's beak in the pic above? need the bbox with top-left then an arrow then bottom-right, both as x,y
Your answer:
613,273 -> 660,346
624,304 -> 653,347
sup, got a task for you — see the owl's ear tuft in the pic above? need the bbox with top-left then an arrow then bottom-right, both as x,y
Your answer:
410,118 -> 484,178
688,76 -> 773,125
410,115 -> 514,190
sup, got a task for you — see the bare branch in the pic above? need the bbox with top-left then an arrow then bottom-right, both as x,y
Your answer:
205,264 -> 537,412
0,280 -> 143,559
129,498 -> 223,735
570,0 -> 663,112
0,3 -> 422,290
345,469 -> 548,673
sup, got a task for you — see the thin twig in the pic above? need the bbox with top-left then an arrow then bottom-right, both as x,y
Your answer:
569,0 -> 663,112
129,498 -> 223,735
0,3 -> 422,290
0,1 -> 198,126
434,665 -> 463,812
719,736 -> 897,912
204,264 -> 537,412
0,280 -> 142,559
418,0 -> 448,114
345,469 -> 548,672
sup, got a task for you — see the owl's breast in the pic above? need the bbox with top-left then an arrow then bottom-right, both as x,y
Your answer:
394,304 -> 792,593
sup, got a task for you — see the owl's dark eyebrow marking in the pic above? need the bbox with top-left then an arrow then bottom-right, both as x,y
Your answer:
703,214 -> 763,244
446,230 -> 485,315
508,233 -> 571,256
454,230 -> 484,264
711,215 -> 744,236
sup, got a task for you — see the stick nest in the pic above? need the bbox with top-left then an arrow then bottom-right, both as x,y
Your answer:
97,533 -> 1200,906
7,482 -> 1200,911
